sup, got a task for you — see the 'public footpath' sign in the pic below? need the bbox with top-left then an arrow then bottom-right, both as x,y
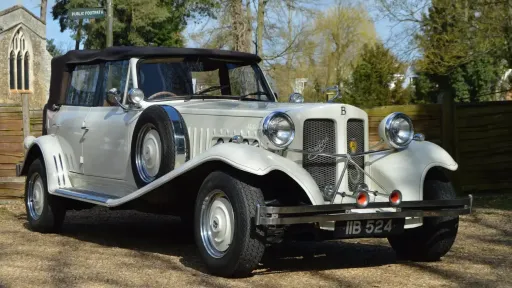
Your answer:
68,8 -> 105,20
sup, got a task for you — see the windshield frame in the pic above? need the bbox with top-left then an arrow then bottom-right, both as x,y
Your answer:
135,56 -> 277,102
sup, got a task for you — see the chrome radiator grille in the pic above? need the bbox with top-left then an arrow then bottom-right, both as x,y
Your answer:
302,119 -> 336,192
347,119 -> 365,191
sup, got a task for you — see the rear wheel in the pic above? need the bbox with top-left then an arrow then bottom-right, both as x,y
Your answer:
25,159 -> 66,233
388,169 -> 459,261
194,171 -> 265,277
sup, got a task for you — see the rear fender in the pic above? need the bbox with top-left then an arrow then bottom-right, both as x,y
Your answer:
19,135 -> 71,192
367,141 -> 457,201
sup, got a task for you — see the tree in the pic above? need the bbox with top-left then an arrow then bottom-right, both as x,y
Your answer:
415,0 -> 507,102
313,1 -> 377,88
46,39 -> 64,57
343,42 -> 408,108
51,0 -> 218,49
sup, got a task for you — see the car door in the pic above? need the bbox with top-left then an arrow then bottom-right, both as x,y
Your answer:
51,64 -> 101,175
82,60 -> 138,180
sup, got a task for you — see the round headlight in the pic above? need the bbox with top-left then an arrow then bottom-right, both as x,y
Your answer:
378,112 -> 414,149
261,112 -> 295,149
289,93 -> 304,103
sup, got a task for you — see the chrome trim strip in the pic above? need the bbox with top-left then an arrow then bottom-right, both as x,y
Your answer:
53,188 -> 113,205
16,162 -> 23,177
161,106 -> 189,169
53,155 -> 60,186
58,154 -> 65,185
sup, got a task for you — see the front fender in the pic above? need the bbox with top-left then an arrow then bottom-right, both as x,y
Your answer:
367,141 -> 457,201
20,135 -> 71,193
109,143 -> 324,206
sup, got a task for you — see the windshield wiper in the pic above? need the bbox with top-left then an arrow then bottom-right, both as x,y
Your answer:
239,91 -> 269,100
194,85 -> 229,95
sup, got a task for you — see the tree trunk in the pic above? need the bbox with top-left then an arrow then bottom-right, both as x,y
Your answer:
285,0 -> 293,69
256,0 -> 268,56
246,0 -> 253,53
229,0 -> 249,52
40,0 -> 47,23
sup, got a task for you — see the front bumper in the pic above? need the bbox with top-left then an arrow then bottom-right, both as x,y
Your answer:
256,195 -> 472,226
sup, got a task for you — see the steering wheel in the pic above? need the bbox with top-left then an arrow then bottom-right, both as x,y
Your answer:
147,91 -> 178,100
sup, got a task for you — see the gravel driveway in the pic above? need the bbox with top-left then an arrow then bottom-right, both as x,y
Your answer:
0,195 -> 510,288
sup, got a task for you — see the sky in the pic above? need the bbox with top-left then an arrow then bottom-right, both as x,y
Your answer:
2,0 -> 396,53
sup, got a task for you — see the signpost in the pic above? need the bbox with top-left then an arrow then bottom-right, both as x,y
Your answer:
68,6 -> 113,49
68,8 -> 105,19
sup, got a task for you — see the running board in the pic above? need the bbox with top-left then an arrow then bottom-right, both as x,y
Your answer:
53,188 -> 120,206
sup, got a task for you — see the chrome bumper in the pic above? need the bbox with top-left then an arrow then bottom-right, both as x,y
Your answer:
16,162 -> 23,177
256,195 -> 473,226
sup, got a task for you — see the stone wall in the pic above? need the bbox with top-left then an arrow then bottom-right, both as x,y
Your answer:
0,6 -> 51,109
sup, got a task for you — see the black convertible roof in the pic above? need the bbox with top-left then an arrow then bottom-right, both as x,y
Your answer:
48,46 -> 261,106
53,46 -> 261,65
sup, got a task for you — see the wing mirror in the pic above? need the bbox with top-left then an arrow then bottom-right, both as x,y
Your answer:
106,88 -> 142,111
127,88 -> 144,106
106,88 -> 122,106
289,92 -> 304,103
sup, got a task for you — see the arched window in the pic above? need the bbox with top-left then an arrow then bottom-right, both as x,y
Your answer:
17,53 -> 22,90
9,51 -> 15,89
24,52 -> 30,90
8,29 -> 30,91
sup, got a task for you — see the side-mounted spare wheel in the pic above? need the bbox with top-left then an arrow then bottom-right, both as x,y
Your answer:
194,170 -> 266,278
25,158 -> 66,233
131,105 -> 189,188
388,168 -> 459,261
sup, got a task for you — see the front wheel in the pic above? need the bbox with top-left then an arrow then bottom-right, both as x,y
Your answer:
388,169 -> 459,261
24,159 -> 66,233
194,171 -> 265,277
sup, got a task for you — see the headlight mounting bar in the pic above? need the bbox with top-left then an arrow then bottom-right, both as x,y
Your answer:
286,148 -> 394,203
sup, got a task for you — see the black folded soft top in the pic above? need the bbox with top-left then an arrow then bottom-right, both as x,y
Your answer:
48,46 -> 260,106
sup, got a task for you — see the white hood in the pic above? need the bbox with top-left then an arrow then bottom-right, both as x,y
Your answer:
148,99 -> 334,117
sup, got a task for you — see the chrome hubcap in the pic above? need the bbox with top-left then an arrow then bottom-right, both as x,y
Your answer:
27,173 -> 44,220
200,190 -> 234,258
135,124 -> 162,183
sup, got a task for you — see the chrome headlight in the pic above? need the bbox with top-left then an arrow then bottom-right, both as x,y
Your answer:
378,112 -> 414,149
260,112 -> 295,149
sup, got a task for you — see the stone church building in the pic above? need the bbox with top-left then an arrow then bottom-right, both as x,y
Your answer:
0,5 -> 52,108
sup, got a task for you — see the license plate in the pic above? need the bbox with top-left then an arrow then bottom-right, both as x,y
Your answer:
334,218 -> 405,238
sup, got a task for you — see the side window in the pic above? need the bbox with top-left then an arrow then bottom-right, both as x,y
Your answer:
102,61 -> 130,105
66,64 -> 100,106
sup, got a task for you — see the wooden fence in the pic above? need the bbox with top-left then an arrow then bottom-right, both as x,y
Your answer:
454,102 -> 512,193
0,103 -> 42,199
0,101 -> 510,199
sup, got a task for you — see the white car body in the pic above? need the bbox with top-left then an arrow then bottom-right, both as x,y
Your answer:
20,55 -> 459,230
18,47 -> 473,277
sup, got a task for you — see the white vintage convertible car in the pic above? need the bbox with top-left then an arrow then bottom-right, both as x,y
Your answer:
17,47 -> 472,277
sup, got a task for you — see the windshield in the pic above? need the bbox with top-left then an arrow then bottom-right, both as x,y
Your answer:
138,58 -> 273,101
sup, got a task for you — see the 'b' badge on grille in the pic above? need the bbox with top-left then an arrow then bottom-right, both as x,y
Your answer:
349,138 -> 357,154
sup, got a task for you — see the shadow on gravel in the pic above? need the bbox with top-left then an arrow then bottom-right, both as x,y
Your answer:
256,240 -> 397,275
54,208 -> 398,276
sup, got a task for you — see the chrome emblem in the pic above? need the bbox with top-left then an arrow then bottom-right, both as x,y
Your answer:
349,138 -> 357,154
307,137 -> 329,160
